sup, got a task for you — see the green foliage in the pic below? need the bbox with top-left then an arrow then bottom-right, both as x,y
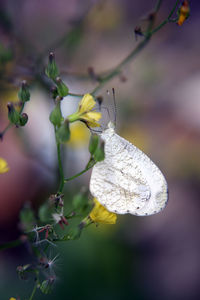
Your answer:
56,120 -> 70,143
40,278 -> 55,294
20,205 -> 36,231
0,43 -> 12,64
45,52 -> 59,80
49,100 -> 63,126
93,139 -> 105,162
19,113 -> 28,126
55,77 -> 69,97
16,264 -> 31,280
7,102 -> 21,125
38,202 -> 53,223
89,134 -> 99,155
72,191 -> 91,214
18,81 -> 30,102
63,226 -> 82,240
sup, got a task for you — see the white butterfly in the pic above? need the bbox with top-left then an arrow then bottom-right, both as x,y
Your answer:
89,122 -> 168,216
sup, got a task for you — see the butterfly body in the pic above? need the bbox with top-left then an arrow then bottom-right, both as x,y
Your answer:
89,122 -> 168,216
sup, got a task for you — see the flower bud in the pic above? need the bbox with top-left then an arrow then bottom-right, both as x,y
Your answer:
56,119 -> 70,143
45,52 -> 59,80
7,102 -> 20,125
19,113 -> 28,126
18,80 -> 30,102
50,86 -> 58,99
177,1 -> 190,26
55,77 -> 69,97
49,100 -> 63,126
40,276 -> 55,294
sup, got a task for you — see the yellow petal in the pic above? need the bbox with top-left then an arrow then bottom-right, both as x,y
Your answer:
0,158 -> 9,174
78,94 -> 96,114
89,198 -> 117,224
81,111 -> 102,127
9,298 -> 16,300
68,122 -> 90,148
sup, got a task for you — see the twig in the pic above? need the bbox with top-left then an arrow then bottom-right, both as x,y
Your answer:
64,160 -> 95,182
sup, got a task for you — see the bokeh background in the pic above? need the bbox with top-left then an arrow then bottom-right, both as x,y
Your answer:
0,0 -> 200,299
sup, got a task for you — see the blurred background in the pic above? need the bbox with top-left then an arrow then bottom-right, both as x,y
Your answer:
0,0 -> 200,299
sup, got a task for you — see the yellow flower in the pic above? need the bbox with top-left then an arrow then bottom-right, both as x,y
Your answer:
68,122 -> 90,148
0,158 -> 9,174
9,298 -> 16,300
89,198 -> 117,224
177,1 -> 190,26
68,94 -> 101,128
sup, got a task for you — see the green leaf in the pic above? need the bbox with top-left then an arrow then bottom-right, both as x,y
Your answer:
89,134 -> 99,155
49,101 -> 63,126
94,140 -> 105,162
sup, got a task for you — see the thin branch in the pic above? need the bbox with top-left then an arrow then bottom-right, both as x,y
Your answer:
63,0 -> 182,97
64,160 -> 95,182
56,139 -> 65,193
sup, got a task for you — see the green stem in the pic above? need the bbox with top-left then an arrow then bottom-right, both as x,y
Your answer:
0,123 -> 13,140
64,161 -> 95,182
154,0 -> 163,13
151,0 -> 181,34
168,0 -> 181,19
68,92 -> 83,98
29,280 -> 38,300
56,140 -> 65,193
91,36 -> 151,95
0,239 -> 22,251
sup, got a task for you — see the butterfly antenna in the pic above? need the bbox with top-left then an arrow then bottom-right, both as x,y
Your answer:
84,121 -> 102,134
112,88 -> 117,127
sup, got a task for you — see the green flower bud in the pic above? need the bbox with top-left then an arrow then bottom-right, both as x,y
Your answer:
19,113 -> 28,126
50,86 -> 58,100
45,52 -> 59,80
49,99 -> 63,126
56,119 -> 70,143
55,77 -> 69,97
94,139 -> 105,162
16,264 -> 31,280
18,80 -> 30,102
7,102 -> 21,125
40,277 -> 55,294
89,134 -> 99,154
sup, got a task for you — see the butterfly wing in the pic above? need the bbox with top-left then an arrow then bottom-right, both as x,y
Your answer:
89,128 -> 168,216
